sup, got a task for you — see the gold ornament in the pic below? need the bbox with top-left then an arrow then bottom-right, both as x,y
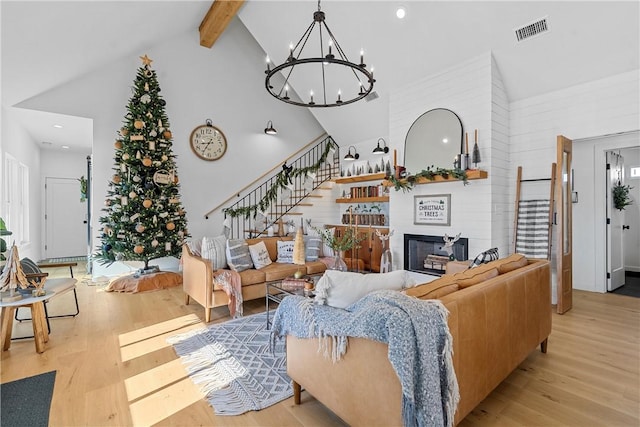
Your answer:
134,120 -> 144,129
135,223 -> 145,233
161,155 -> 168,162
163,130 -> 172,139
122,153 -> 130,160
134,245 -> 144,254
129,191 -> 137,199
142,157 -> 152,167
166,222 -> 175,231
120,128 -> 129,136
114,140 -> 123,149
143,199 -> 152,208
140,54 -> 153,66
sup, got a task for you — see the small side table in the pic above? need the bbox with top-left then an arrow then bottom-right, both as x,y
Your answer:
1,293 -> 51,353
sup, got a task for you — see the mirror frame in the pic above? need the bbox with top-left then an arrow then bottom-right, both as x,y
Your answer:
404,108 -> 464,172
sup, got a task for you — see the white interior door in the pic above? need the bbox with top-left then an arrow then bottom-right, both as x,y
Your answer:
606,152 -> 626,291
45,177 -> 86,259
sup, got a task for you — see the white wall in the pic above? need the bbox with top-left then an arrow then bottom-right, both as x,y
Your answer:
622,146 -> 640,272
387,53 -> 509,269
511,70 -> 640,293
14,20 -> 325,276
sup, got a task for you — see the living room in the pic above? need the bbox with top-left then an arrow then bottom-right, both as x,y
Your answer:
1,1 -> 639,426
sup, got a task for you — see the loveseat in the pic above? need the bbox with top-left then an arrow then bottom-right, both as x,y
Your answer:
285,254 -> 551,426
182,236 -> 327,322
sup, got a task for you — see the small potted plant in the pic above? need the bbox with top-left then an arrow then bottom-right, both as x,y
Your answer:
313,226 -> 364,271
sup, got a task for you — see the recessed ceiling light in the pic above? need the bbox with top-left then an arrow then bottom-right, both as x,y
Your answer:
61,145 -> 70,149
396,7 -> 406,19
53,124 -> 63,129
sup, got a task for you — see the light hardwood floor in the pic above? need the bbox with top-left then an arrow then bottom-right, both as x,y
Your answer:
1,264 -> 638,426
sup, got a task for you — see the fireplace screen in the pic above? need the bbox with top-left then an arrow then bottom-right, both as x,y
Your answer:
404,234 -> 468,276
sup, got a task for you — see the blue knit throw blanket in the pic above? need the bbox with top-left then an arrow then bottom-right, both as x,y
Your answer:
271,290 -> 460,427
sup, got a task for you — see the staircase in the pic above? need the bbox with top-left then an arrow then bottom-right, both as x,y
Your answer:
224,136 -> 340,239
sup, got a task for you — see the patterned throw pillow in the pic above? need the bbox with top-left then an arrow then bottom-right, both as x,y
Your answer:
304,235 -> 321,261
276,240 -> 295,264
468,248 -> 499,268
225,239 -> 254,272
248,241 -> 272,269
201,235 -> 228,270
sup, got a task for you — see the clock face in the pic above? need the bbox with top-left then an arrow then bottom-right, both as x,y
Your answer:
190,125 -> 227,161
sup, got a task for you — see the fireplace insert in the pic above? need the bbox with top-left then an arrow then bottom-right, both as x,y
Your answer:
404,233 -> 468,276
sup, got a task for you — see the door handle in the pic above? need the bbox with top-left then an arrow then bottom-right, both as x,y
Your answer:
623,225 -> 630,230
83,220 -> 88,224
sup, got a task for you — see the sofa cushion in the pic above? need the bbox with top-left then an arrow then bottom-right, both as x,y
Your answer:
404,275 -> 459,299
226,239 -> 254,272
236,268 -> 266,287
494,253 -> 528,274
315,270 -> 416,309
201,235 -> 228,270
276,240 -> 295,263
454,265 -> 499,288
469,247 -> 499,268
304,235 -> 322,261
262,262 -> 302,282
304,260 -> 328,275
248,241 -> 273,269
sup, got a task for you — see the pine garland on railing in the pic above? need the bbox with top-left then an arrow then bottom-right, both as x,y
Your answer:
386,166 -> 468,192
223,140 -> 338,218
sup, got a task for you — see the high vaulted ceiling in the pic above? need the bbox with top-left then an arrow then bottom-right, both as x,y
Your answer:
2,1 -> 638,151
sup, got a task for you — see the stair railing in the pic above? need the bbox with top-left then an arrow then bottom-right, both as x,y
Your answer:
221,135 -> 339,239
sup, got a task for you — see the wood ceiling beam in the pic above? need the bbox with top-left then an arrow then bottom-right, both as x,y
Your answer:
199,0 -> 245,48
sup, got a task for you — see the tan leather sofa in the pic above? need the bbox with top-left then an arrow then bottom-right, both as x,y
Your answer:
182,236 -> 327,322
286,255 -> 551,426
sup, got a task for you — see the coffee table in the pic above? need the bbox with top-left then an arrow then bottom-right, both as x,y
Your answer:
265,276 -> 319,329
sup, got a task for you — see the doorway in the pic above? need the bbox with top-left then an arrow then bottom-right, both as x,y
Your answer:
45,177 -> 87,259
572,131 -> 640,294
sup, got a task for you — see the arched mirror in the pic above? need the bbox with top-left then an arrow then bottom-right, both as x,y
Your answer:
404,108 -> 463,173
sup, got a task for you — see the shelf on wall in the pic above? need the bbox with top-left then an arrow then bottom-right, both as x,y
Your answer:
336,196 -> 389,203
334,172 -> 387,184
382,169 -> 488,186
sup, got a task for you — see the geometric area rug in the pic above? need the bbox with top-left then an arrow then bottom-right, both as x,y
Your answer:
167,312 -> 291,415
0,370 -> 57,427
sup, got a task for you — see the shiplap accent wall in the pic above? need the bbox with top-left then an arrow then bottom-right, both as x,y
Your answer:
387,53 -> 510,269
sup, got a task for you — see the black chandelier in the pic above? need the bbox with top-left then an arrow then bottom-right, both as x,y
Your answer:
265,0 -> 375,108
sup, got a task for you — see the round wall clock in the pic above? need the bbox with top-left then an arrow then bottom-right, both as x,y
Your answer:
189,120 -> 227,161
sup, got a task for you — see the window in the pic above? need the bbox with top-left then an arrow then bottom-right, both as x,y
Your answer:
3,154 -> 30,246
630,166 -> 640,179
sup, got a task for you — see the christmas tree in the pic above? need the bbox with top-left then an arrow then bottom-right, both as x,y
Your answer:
95,55 -> 189,271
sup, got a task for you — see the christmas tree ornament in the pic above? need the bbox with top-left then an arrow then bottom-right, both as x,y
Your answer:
135,223 -> 145,233
134,120 -> 145,129
151,239 -> 159,247
143,199 -> 153,208
161,155 -> 168,162
142,157 -> 152,167
148,140 -> 155,149
144,82 -> 149,91
131,134 -> 144,141
121,196 -> 128,206
159,99 -> 166,106
144,182 -> 154,190
120,128 -> 129,136
105,199 -> 111,206
134,245 -> 144,254
113,175 -> 121,184
122,153 -> 130,160
140,94 -> 151,104
146,112 -> 153,119
165,242 -> 172,251
103,243 -> 112,252
163,130 -> 172,139
136,151 -> 141,159
132,175 -> 141,183
166,222 -> 175,231
144,70 -> 152,77
114,140 -> 123,149
128,191 -> 137,199
130,213 -> 140,221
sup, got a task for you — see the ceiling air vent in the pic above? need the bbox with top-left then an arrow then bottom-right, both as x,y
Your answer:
365,91 -> 379,102
514,16 -> 549,42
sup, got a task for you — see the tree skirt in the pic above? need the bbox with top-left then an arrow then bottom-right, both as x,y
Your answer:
105,271 -> 182,293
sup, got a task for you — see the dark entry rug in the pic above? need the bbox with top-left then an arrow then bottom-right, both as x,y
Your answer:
0,371 -> 56,427
611,272 -> 640,298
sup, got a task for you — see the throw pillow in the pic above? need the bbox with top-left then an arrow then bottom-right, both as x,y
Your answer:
248,241 -> 272,269
226,238 -> 254,272
496,253 -> 528,274
315,270 -> 416,309
455,266 -> 499,288
276,240 -> 295,263
304,235 -> 321,261
404,275 -> 459,299
201,235 -> 228,270
308,226 -> 335,257
469,247 -> 499,268
185,239 -> 202,257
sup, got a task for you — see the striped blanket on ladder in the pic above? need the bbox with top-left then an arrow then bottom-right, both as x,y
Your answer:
515,199 -> 551,259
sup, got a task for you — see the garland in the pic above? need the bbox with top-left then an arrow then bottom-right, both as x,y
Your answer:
386,166 -> 468,192
224,140 -> 338,218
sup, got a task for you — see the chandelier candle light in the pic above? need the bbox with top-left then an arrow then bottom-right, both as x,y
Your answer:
265,0 -> 375,108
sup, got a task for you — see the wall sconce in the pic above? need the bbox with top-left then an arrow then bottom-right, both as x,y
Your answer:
343,146 -> 359,161
372,138 -> 389,154
264,120 -> 277,135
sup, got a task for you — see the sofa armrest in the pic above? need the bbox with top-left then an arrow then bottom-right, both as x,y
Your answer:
182,244 -> 213,312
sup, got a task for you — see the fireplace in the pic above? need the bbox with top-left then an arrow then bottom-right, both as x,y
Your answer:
404,234 -> 469,276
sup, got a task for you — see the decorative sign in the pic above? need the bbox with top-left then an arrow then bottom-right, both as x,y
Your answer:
414,194 -> 451,226
153,170 -> 173,186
